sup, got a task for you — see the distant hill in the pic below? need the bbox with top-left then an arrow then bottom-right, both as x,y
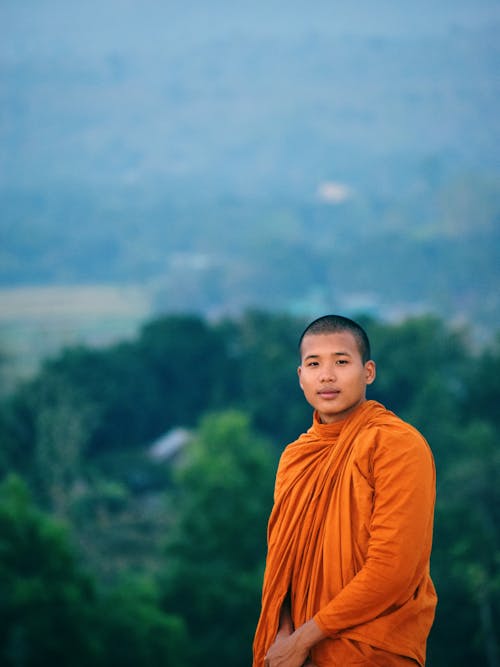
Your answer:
1,1 -> 498,194
0,0 -> 499,340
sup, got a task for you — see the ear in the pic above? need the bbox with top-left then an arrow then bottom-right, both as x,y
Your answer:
297,365 -> 303,390
365,360 -> 376,385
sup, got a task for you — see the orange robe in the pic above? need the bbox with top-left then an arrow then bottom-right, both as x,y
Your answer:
253,400 -> 437,667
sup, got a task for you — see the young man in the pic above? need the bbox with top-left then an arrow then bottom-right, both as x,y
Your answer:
253,315 -> 437,667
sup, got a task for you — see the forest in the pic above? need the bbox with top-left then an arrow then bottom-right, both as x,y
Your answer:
0,310 -> 498,666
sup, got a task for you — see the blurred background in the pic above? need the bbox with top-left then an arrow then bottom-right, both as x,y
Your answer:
0,1 -> 499,665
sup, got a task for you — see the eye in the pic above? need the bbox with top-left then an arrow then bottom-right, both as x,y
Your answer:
336,359 -> 348,365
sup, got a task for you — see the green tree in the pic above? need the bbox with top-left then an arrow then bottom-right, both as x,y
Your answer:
367,315 -> 468,421
462,332 -> 500,430
0,475 -> 101,666
136,314 -> 230,428
34,379 -> 98,515
429,420 -> 500,667
1,310 -> 499,667
161,410 -> 276,667
98,577 -> 187,667
219,310 -> 310,444
0,475 -> 188,666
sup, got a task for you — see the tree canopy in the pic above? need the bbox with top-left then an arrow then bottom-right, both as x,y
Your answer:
0,311 -> 498,666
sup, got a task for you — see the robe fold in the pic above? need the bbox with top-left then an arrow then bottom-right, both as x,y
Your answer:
253,400 -> 437,667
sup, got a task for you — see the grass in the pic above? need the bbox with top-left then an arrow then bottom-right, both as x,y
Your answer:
0,284 -> 152,395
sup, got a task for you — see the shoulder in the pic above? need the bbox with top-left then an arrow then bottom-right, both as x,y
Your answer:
358,410 -> 434,468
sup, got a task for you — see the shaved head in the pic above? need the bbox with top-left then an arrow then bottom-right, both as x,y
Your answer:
299,315 -> 371,364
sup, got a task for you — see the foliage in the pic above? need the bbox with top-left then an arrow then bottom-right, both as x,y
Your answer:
97,577 -> 187,667
0,312 -> 499,665
161,410 -> 276,667
216,310 -> 311,443
0,475 -> 100,666
429,419 -> 500,666
0,475 -> 187,667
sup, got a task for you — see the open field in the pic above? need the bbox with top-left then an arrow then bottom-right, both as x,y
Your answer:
0,284 -> 152,394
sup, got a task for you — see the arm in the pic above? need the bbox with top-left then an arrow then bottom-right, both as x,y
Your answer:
275,592 -> 293,638
314,428 -> 436,635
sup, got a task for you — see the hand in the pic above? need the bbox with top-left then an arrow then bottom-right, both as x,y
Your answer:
264,633 -> 309,667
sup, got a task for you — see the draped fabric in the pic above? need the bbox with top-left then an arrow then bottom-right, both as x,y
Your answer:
253,401 -> 437,667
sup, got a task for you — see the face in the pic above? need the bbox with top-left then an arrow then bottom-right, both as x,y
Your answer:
298,331 -> 376,423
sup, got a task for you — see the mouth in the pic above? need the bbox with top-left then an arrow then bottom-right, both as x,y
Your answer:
317,389 -> 340,399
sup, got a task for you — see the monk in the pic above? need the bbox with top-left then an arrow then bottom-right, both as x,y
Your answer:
253,315 -> 437,667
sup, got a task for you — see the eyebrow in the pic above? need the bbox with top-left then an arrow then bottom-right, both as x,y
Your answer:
303,351 -> 352,361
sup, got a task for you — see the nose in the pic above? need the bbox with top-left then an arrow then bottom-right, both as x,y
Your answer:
320,363 -> 337,382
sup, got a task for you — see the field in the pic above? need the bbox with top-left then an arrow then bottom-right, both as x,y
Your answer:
0,284 -> 152,394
